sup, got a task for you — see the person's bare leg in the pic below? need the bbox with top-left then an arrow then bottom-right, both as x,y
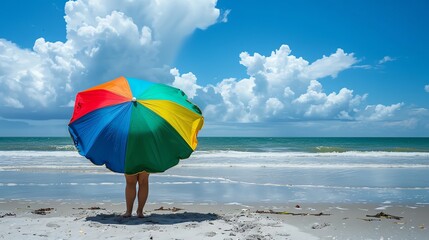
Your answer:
123,174 -> 138,217
136,172 -> 149,218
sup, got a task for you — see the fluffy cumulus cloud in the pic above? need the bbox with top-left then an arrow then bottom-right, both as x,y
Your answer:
170,68 -> 201,99
190,44 -> 403,123
358,103 -> 404,121
0,0 -> 219,119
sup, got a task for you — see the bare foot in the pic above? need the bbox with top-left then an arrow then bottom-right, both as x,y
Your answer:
137,212 -> 144,218
122,212 -> 132,218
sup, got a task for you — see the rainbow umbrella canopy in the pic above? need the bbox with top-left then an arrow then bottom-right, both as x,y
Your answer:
68,76 -> 204,174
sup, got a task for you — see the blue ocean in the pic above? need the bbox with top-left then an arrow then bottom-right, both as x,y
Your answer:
1,137 -> 428,205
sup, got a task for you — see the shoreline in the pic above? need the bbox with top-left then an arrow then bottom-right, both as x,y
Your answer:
1,200 -> 428,239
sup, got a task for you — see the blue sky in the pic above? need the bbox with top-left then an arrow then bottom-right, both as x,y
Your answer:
0,0 -> 428,137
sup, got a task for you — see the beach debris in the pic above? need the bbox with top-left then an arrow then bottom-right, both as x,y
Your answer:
313,212 -> 330,216
32,208 -> 54,215
311,222 -> 330,229
73,206 -> 106,210
154,206 -> 183,212
359,218 -> 381,222
255,210 -> 330,216
0,212 -> 16,218
295,205 -> 301,209
366,211 -> 403,220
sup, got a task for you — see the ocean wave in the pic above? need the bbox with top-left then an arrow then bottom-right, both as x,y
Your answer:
2,162 -> 426,171
0,151 -> 80,157
1,150 -> 428,171
193,150 -> 429,158
312,146 -> 429,153
0,163 -> 429,170
51,145 -> 76,151
2,180 -> 427,191
314,146 -> 349,153
179,163 -> 429,168
1,150 -> 428,158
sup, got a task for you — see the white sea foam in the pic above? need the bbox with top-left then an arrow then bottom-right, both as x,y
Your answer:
0,182 -> 122,187
4,180 -> 429,191
193,150 -> 429,158
151,174 -> 429,190
1,162 -> 427,171
0,150 -> 428,171
0,151 -> 80,157
148,180 -> 429,190
179,163 -> 429,168
1,150 -> 428,158
375,205 -> 392,210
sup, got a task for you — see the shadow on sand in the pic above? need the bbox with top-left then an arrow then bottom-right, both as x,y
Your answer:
86,212 -> 220,225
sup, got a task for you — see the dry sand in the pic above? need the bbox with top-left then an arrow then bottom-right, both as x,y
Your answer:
1,200 -> 428,239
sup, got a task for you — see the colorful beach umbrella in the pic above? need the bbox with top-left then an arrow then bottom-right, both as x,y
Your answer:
68,76 -> 204,174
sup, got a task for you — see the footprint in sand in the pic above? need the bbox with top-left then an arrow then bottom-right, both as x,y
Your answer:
46,222 -> 60,228
205,231 -> 216,237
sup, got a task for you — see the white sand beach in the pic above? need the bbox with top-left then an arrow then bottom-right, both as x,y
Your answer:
1,200 -> 428,240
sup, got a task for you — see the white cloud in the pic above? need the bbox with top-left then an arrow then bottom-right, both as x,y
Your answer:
170,68 -> 201,99
4,96 -> 24,109
0,39 -> 59,110
425,84 -> 429,93
378,56 -> 395,64
187,44 -> 407,125
0,0 -> 220,119
293,80 -> 325,104
352,64 -> 373,69
283,87 -> 295,98
265,98 -> 284,116
195,44 -> 370,122
359,103 -> 404,121
220,9 -> 231,23
300,48 -> 358,79
293,81 -> 359,119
